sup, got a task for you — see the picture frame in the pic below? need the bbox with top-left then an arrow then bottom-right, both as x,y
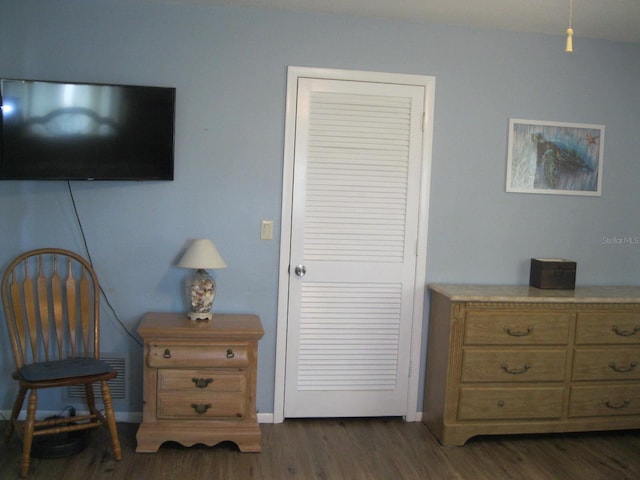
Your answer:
506,119 -> 605,196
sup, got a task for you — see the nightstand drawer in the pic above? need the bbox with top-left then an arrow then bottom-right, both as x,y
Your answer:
461,349 -> 567,382
458,387 -> 564,420
572,349 -> 640,381
569,385 -> 640,417
147,344 -> 248,368
158,369 -> 246,392
464,311 -> 571,345
576,312 -> 640,345
157,391 -> 246,419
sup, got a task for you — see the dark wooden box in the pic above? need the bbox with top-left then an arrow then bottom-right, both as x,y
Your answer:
529,258 -> 576,289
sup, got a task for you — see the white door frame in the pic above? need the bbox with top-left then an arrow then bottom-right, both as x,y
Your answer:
273,66 -> 435,423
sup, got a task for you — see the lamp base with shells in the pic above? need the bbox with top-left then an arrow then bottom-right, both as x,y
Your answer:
185,269 -> 216,321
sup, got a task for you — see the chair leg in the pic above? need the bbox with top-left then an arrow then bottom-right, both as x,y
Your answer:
85,383 -> 98,415
19,389 -> 38,478
101,381 -> 121,460
4,385 -> 27,443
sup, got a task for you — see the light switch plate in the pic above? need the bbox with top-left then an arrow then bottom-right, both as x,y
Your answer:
260,220 -> 274,240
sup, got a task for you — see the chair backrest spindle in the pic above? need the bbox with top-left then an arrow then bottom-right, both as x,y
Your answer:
79,267 -> 92,354
66,257 -> 78,357
8,268 -> 28,367
37,254 -> 51,360
51,256 -> 64,359
22,261 -> 39,364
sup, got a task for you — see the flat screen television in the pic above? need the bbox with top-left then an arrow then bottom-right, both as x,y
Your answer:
0,78 -> 175,180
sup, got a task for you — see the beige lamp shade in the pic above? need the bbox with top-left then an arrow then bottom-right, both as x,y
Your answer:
177,239 -> 227,270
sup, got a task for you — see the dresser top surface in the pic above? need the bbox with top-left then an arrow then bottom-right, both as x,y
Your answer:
137,312 -> 264,339
429,284 -> 640,303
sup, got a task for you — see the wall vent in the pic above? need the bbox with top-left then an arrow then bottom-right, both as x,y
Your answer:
67,354 -> 127,400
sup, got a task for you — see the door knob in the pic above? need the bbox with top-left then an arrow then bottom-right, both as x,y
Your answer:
294,265 -> 307,277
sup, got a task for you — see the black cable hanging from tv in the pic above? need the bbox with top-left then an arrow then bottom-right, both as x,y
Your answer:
67,180 -> 143,346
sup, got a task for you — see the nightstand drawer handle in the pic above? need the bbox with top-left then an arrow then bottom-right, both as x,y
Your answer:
612,325 -> 640,337
604,399 -> 630,410
163,349 -> 172,359
192,377 -> 214,388
191,403 -> 212,414
226,349 -> 235,359
500,362 -> 531,375
503,326 -> 534,337
609,361 -> 638,373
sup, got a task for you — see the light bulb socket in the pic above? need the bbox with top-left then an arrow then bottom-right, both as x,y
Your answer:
565,28 -> 574,53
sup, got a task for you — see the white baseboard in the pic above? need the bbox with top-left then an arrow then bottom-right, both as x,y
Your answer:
114,411 -> 142,423
2,410 -> 420,424
0,409 -> 142,423
2,409 -> 273,424
257,412 -> 274,423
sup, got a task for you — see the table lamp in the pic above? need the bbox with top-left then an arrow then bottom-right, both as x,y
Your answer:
177,239 -> 227,320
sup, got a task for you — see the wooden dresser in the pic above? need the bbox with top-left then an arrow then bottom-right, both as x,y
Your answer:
423,284 -> 640,445
136,312 -> 264,453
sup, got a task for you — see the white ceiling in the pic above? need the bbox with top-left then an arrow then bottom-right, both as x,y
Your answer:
164,0 -> 640,44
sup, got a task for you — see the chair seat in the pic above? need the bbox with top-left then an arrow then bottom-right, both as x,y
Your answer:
18,357 -> 113,382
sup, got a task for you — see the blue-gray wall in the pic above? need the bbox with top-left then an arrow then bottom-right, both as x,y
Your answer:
1,0 -> 639,417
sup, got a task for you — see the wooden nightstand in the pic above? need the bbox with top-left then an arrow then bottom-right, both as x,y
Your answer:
135,312 -> 264,453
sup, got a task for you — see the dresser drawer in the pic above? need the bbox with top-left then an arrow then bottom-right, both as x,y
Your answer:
158,369 -> 246,392
461,349 -> 567,382
569,385 -> 640,417
572,349 -> 640,381
464,310 -> 571,345
157,391 -> 246,419
575,312 -> 640,345
458,386 -> 564,420
147,344 -> 248,368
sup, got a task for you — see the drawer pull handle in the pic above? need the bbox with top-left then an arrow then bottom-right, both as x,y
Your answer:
226,349 -> 235,359
191,403 -> 212,414
604,399 -> 630,410
192,377 -> 214,388
608,361 -> 638,373
500,362 -> 531,375
497,401 -> 505,408
163,349 -> 172,359
611,325 -> 640,337
503,326 -> 534,337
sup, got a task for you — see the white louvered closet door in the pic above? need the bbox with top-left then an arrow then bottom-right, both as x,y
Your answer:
284,78 -> 425,417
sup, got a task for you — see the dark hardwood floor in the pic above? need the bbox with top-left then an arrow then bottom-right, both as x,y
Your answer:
1,419 -> 639,479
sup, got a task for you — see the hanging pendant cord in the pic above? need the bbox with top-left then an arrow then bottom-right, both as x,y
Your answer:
566,0 -> 574,52
568,0 -> 573,29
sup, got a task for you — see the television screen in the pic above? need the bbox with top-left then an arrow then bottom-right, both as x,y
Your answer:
0,79 -> 175,180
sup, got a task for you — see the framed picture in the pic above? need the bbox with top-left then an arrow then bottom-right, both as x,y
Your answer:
506,119 -> 604,196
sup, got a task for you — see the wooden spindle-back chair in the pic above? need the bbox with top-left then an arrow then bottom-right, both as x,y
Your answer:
1,248 -> 121,478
